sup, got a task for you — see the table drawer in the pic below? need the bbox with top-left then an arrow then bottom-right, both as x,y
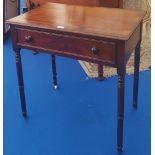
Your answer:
17,28 -> 116,64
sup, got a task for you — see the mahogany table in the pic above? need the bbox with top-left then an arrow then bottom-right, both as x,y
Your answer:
7,3 -> 145,152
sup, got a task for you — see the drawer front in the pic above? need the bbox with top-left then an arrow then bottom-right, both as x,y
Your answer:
17,28 -> 116,65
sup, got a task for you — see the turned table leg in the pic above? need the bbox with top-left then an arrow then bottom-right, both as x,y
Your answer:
117,65 -> 126,152
133,42 -> 141,108
98,64 -> 104,80
14,49 -> 27,117
51,54 -> 58,90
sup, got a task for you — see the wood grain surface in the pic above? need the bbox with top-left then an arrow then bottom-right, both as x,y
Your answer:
7,3 -> 145,40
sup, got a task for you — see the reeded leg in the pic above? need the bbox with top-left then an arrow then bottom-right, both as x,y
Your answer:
15,49 -> 27,117
133,42 -> 140,108
51,54 -> 58,90
98,64 -> 105,81
117,66 -> 126,152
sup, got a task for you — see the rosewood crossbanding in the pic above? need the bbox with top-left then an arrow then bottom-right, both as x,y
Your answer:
7,3 -> 145,152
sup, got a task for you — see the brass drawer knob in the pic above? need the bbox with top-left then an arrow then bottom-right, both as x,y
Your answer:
91,47 -> 98,55
25,36 -> 33,43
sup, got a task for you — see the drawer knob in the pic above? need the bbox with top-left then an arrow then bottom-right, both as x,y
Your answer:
91,47 -> 98,55
25,36 -> 32,43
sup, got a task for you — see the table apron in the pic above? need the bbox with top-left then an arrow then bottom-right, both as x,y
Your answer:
16,28 -> 118,66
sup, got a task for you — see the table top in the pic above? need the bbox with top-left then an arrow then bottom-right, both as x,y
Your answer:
7,2 -> 145,40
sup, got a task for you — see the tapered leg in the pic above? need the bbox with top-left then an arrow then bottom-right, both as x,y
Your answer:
14,49 -> 27,117
117,66 -> 126,152
133,42 -> 140,108
51,55 -> 58,90
98,64 -> 105,81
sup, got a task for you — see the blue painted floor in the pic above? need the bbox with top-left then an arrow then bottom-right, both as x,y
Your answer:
4,36 -> 151,155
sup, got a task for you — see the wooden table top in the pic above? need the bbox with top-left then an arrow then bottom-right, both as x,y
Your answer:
7,2 -> 145,40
